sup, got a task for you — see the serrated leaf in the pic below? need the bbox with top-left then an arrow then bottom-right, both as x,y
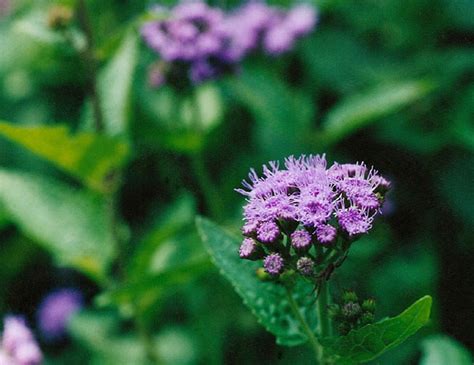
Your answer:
0,122 -> 129,192
0,170 -> 114,282
420,335 -> 473,365
98,29 -> 138,136
196,217 -> 318,346
323,80 -> 435,145
322,295 -> 432,364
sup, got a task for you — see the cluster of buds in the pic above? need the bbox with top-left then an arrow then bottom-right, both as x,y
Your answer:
236,154 -> 390,281
141,1 -> 317,89
328,291 -> 376,335
47,5 -> 74,31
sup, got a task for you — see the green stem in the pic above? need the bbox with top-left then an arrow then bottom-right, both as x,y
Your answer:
190,151 -> 224,220
188,92 -> 224,220
77,0 -> 104,132
318,280 -> 332,339
135,312 -> 161,364
285,285 -> 323,363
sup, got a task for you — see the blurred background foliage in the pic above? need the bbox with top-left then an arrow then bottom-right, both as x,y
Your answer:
0,0 -> 473,364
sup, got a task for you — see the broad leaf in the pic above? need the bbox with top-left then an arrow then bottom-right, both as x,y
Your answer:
0,170 -> 114,282
196,217 -> 318,346
0,122 -> 129,193
322,295 -> 432,364
98,29 -> 138,136
420,335 -> 473,365
322,80 -> 435,145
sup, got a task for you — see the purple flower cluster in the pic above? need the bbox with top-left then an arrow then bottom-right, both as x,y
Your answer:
141,1 -> 317,88
37,288 -> 83,342
0,316 -> 42,365
236,154 -> 390,278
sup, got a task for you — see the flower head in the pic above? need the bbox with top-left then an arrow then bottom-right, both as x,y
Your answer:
37,288 -> 83,341
237,154 -> 390,279
141,2 -> 317,88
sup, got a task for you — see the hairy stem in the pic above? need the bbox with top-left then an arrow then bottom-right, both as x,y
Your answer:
77,0 -> 104,132
318,281 -> 331,338
285,285 -> 323,363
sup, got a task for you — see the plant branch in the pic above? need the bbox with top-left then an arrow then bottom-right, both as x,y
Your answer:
285,285 -> 324,363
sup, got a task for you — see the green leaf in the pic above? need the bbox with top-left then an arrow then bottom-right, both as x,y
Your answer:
0,122 -> 129,193
228,67 -> 314,159
98,258 -> 212,311
420,335 -> 473,365
322,295 -> 432,364
196,217 -> 318,346
69,311 -> 147,365
0,170 -> 114,282
98,29 -> 138,136
322,80 -> 435,145
127,195 -> 197,279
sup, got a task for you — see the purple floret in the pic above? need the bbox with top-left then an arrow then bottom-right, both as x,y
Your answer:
291,230 -> 312,251
257,220 -> 280,243
264,253 -> 284,276
336,207 -> 373,236
316,224 -> 337,244
37,288 -> 83,341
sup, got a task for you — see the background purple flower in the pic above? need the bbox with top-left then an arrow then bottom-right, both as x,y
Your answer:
1,316 -> 42,365
36,288 -> 83,341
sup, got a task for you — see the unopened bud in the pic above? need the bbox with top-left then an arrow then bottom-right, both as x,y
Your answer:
47,5 -> 73,30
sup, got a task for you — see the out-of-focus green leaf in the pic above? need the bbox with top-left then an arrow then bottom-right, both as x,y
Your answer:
69,311 -> 146,365
196,217 -> 318,346
322,80 -> 435,145
420,335 -> 473,365
229,67 -> 314,159
322,296 -> 432,364
0,122 -> 129,192
98,258 -> 212,310
98,29 -> 138,136
128,195 -> 196,279
0,170 -> 114,282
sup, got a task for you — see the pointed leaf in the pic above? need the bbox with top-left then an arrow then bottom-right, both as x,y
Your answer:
0,170 -> 114,282
0,122 -> 129,192
98,30 -> 138,136
196,217 -> 318,346
323,80 -> 435,145
322,295 -> 432,364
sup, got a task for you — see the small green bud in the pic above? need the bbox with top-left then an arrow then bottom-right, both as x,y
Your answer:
338,322 -> 352,336
361,298 -> 376,313
341,290 -> 358,304
360,312 -> 375,326
256,267 -> 271,281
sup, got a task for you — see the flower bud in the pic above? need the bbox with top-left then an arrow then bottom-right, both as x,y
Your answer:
263,253 -> 284,276
342,302 -> 361,320
341,290 -> 358,304
239,238 -> 264,261
361,298 -> 376,314
291,230 -> 312,253
296,257 -> 315,277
